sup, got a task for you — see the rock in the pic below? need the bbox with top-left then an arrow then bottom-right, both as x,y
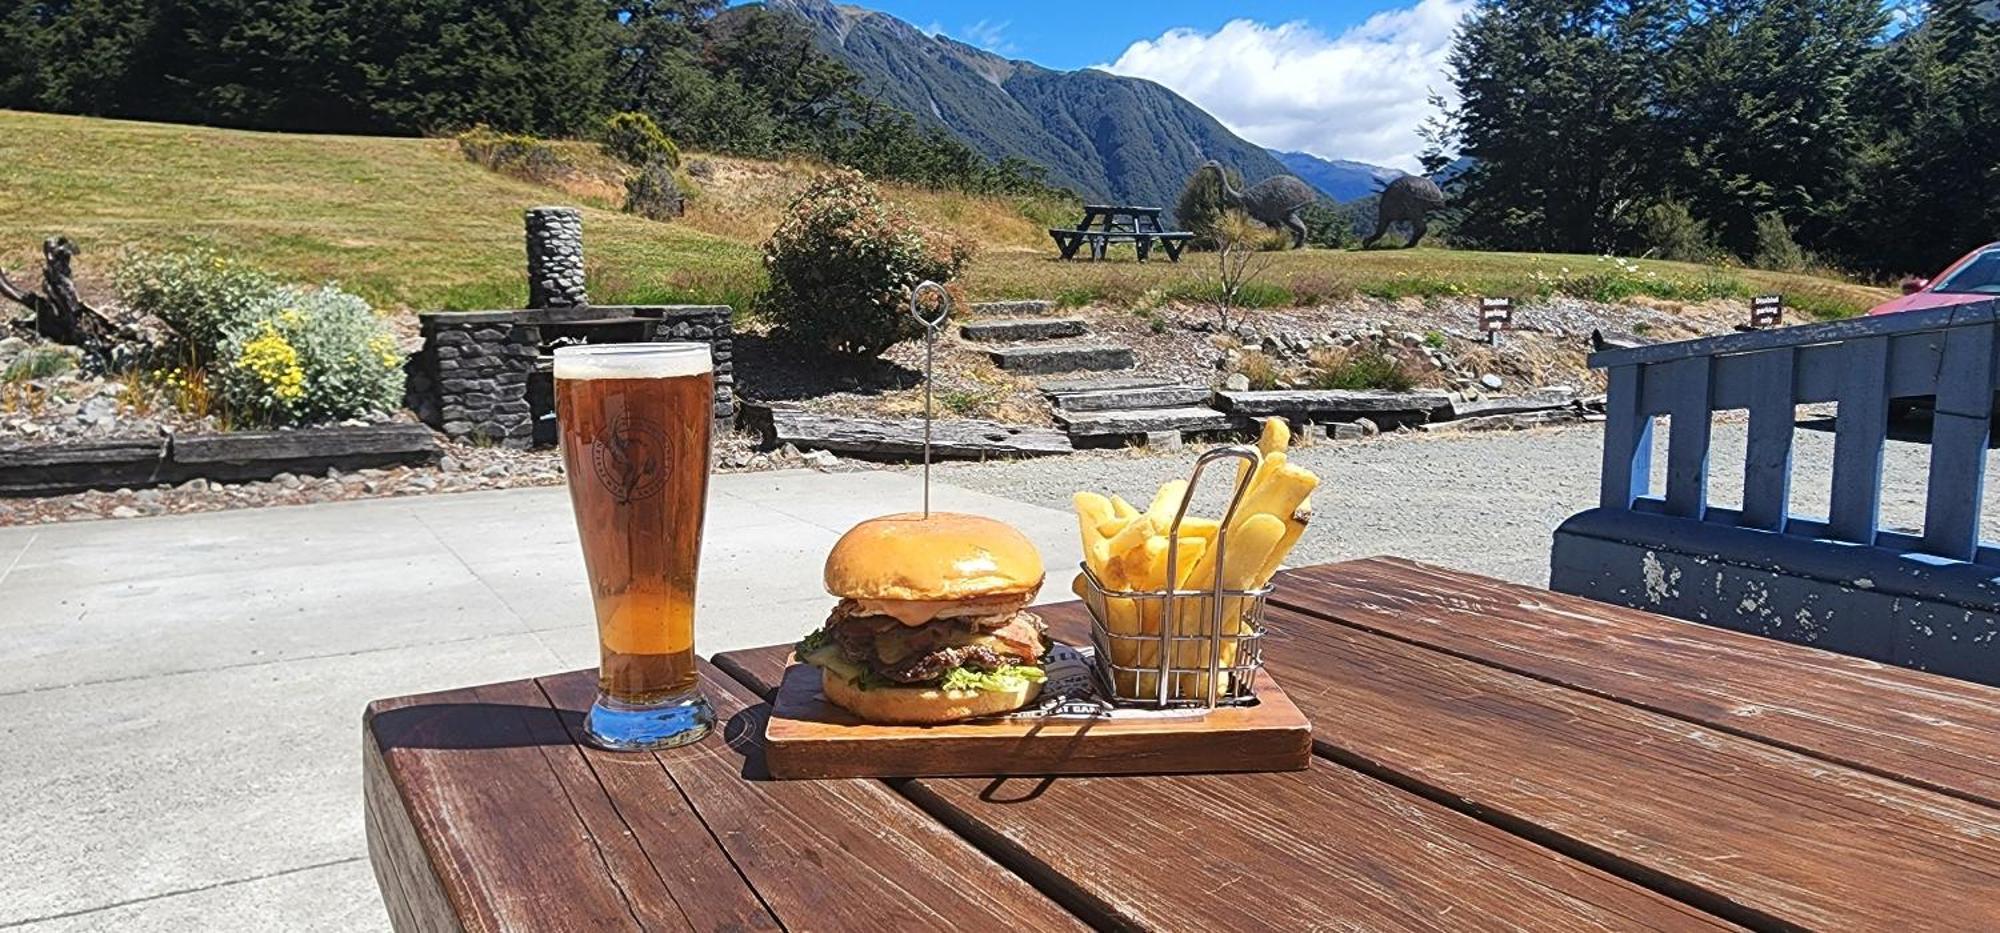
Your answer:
481,464 -> 509,478
274,472 -> 302,490
110,506 -> 140,519
1142,430 -> 1184,451
1479,373 -> 1505,390
178,478 -> 210,492
1329,422 -> 1366,440
1224,373 -> 1252,392
801,449 -> 840,468
438,455 -> 462,473
1355,417 -> 1381,437
16,422 -> 40,437
99,383 -> 127,398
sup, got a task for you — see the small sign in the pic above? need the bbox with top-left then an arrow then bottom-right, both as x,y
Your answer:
1480,297 -> 1514,332
1750,294 -> 1783,329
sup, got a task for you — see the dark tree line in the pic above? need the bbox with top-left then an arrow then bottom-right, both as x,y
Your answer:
1427,0 -> 2000,276
0,0 -> 1069,199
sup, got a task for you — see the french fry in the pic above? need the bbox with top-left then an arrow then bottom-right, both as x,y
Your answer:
1103,514 -> 1156,561
1144,479 -> 1190,527
1096,516 -> 1133,538
1074,492 -> 1116,579
1252,498 -> 1314,585
1109,495 -> 1139,519
1257,417 -> 1290,457
1229,461 -> 1318,545
1170,513 -> 1285,699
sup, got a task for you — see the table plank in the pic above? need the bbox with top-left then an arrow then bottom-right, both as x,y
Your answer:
366,677 -> 706,932
1255,601 -> 2000,931
1273,557 -> 2000,809
366,664 -> 1085,932
715,606 -> 1742,933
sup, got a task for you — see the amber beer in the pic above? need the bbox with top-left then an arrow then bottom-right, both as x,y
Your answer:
555,343 -> 716,750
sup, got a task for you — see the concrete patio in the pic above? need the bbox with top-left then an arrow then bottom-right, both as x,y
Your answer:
0,469 -> 1078,932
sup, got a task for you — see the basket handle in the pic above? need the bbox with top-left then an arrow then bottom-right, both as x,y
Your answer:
1158,444 -> 1262,708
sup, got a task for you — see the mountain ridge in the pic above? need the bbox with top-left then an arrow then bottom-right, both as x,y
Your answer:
1268,150 -> 1405,203
768,0 -> 1296,212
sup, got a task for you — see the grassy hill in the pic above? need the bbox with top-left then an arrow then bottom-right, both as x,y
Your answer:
0,110 -> 1893,320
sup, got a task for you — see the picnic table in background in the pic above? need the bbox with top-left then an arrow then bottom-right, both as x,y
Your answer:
363,557 -> 2000,931
1049,204 -> 1194,262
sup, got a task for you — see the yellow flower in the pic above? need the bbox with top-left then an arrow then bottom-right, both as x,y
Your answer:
237,322 -> 306,403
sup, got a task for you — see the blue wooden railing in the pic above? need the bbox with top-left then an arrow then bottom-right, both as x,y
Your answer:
1592,299 -> 1998,562
1553,299 -> 2000,684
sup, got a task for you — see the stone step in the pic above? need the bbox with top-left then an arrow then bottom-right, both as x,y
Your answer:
1055,406 -> 1241,437
766,408 -> 1072,459
1046,384 -> 1214,412
987,344 -> 1135,375
1216,389 -> 1454,422
1035,375 -> 1172,394
959,318 -> 1089,343
968,299 -> 1056,317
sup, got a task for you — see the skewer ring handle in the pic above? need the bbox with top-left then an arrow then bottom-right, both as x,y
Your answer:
909,281 -> 951,330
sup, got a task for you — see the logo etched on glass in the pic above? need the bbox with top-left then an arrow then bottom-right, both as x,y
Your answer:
591,414 -> 668,503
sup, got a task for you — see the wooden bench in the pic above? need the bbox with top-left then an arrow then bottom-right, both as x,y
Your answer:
1552,300 -> 2000,686
1048,204 -> 1194,262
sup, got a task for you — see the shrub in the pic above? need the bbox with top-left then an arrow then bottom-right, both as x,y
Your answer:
601,111 -> 680,169
456,126 -> 569,184
3,347 -> 77,382
216,285 -> 404,425
1636,199 -> 1719,263
759,169 -> 972,357
1307,346 -> 1417,392
1233,350 -> 1282,390
1299,201 -> 1356,249
624,159 -> 686,220
1752,212 -> 1811,272
1175,165 -> 1236,248
115,248 -> 279,361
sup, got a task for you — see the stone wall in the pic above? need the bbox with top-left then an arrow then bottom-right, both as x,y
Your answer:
525,207 -> 587,309
409,306 -> 734,449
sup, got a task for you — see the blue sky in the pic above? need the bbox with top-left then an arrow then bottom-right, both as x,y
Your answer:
847,1 -> 1391,70
766,0 -> 1475,170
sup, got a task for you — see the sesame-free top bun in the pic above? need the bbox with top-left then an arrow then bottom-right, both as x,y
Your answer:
824,512 -> 1045,603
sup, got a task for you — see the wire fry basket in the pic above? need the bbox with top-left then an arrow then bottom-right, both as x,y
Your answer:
1080,445 -> 1273,709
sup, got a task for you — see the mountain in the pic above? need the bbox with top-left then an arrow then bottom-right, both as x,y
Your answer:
1268,150 -> 1405,202
768,0 -> 1295,212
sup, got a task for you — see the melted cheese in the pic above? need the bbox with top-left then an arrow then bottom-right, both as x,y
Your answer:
851,594 -> 1026,627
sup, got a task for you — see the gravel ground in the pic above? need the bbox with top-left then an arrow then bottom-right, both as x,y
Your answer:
933,419 -> 2000,586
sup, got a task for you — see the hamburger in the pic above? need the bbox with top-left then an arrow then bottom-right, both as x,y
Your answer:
795,512 -> 1049,724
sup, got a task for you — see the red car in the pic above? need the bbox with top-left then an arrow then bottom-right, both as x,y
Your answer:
1867,242 -> 2000,315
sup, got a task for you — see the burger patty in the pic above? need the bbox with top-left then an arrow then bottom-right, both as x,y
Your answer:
824,600 -> 1045,685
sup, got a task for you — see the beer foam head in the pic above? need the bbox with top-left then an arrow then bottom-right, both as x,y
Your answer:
554,342 -> 711,380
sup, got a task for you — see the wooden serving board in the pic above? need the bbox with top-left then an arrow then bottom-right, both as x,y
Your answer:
763,662 -> 1312,779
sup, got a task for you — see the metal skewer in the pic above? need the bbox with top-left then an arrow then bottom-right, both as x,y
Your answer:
908,281 -> 952,518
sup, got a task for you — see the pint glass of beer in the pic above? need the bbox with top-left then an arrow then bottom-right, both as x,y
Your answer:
554,343 -> 716,750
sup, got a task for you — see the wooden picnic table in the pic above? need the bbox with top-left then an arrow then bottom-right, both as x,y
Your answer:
1049,204 -> 1193,262
363,557 -> 2000,931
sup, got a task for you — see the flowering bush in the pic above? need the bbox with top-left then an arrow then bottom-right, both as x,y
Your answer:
216,285 -> 404,425
115,248 -> 279,361
760,169 -> 972,357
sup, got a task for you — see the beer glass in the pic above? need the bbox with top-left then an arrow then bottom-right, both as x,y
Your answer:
554,343 -> 716,750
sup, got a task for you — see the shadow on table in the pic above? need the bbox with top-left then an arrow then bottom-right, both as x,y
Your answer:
370,702 -> 587,751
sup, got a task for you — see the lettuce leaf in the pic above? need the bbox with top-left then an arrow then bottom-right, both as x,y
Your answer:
940,663 -> 1046,693
794,627 -> 831,658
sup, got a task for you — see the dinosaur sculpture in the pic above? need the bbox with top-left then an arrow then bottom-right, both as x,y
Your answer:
1198,161 -> 1319,249
1363,175 -> 1447,248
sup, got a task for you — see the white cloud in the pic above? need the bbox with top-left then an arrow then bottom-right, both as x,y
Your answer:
1099,0 -> 1472,172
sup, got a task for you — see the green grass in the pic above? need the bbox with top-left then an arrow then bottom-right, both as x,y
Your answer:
0,110 -> 758,313
966,247 -> 1892,318
0,109 -> 1894,320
